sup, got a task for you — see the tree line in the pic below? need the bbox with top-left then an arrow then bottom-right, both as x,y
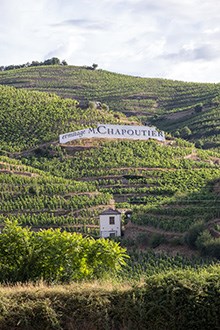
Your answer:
0,57 -> 68,72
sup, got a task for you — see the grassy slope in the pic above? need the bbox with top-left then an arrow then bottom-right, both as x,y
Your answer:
0,265 -> 219,330
1,65 -> 220,149
1,137 -> 219,240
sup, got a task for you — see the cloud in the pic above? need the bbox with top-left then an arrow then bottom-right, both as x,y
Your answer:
164,59 -> 220,83
164,44 -> 220,62
1,0 -> 220,82
52,18 -> 110,31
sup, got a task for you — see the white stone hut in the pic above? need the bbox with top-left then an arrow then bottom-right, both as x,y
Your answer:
99,208 -> 121,238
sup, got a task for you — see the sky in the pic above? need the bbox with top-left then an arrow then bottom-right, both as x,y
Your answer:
1,0 -> 220,83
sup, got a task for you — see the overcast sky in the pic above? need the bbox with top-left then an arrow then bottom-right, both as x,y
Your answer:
1,0 -> 220,83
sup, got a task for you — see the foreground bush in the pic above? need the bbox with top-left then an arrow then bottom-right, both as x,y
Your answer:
0,266 -> 218,329
0,220 -> 128,283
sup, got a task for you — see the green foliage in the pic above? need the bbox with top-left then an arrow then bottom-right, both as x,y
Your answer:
1,138 -> 220,241
196,229 -> 212,249
120,249 -> 217,280
0,221 -> 128,283
92,63 -> 98,70
184,222 -> 205,247
0,220 -> 34,282
102,103 -> 109,111
0,57 -> 67,71
195,139 -> 204,149
196,230 -> 220,258
201,239 -> 220,258
194,103 -> 203,113
1,65 -> 220,260
88,100 -> 96,109
149,233 -> 166,248
180,126 -> 192,138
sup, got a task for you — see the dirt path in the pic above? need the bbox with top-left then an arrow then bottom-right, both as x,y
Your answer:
10,140 -> 58,158
124,218 -> 220,240
124,221 -> 184,238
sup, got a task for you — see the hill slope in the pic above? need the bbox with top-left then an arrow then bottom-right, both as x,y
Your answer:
21,139 -> 220,235
0,85 -> 130,152
1,65 -> 220,150
0,69 -> 220,257
1,135 -> 220,253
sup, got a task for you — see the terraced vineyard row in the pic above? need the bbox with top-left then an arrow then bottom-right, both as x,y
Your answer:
0,66 -> 220,259
1,66 -> 220,114
0,156 -> 112,234
23,139 -> 219,178
120,250 -> 216,280
154,105 -> 220,150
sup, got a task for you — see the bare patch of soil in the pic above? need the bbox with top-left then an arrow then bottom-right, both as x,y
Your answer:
154,244 -> 199,257
184,152 -> 201,161
124,222 -> 184,238
164,108 -> 194,121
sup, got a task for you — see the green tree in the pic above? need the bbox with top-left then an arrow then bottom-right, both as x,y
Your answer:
44,57 -> 61,65
92,63 -> 98,70
194,103 -> 203,113
180,126 -> 192,138
195,139 -> 204,149
185,222 -> 205,248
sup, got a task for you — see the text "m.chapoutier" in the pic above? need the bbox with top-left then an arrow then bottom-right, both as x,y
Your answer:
59,124 -> 165,144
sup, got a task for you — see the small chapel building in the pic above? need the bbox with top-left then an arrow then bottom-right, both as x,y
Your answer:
99,208 -> 121,238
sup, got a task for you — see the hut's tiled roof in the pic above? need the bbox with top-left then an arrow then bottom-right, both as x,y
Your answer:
100,208 -> 121,215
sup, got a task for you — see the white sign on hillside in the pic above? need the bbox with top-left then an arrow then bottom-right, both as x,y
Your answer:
59,124 -> 165,144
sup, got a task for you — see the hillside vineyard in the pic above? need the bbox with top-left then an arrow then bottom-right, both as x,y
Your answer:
1,64 -> 220,150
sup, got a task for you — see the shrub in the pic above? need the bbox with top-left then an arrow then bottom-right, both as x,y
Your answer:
196,230 -> 220,259
194,103 -> 203,113
149,233 -> 166,248
185,222 -> 205,248
0,221 -> 129,283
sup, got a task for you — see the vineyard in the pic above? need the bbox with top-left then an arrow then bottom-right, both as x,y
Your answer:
0,84 -> 129,152
1,65 -> 220,150
1,138 -> 220,251
0,66 -> 220,254
0,155 -> 112,236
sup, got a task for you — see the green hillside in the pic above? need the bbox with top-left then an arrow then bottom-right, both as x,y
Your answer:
1,64 -> 220,150
0,84 -> 129,152
0,76 -> 219,257
20,139 -> 220,241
